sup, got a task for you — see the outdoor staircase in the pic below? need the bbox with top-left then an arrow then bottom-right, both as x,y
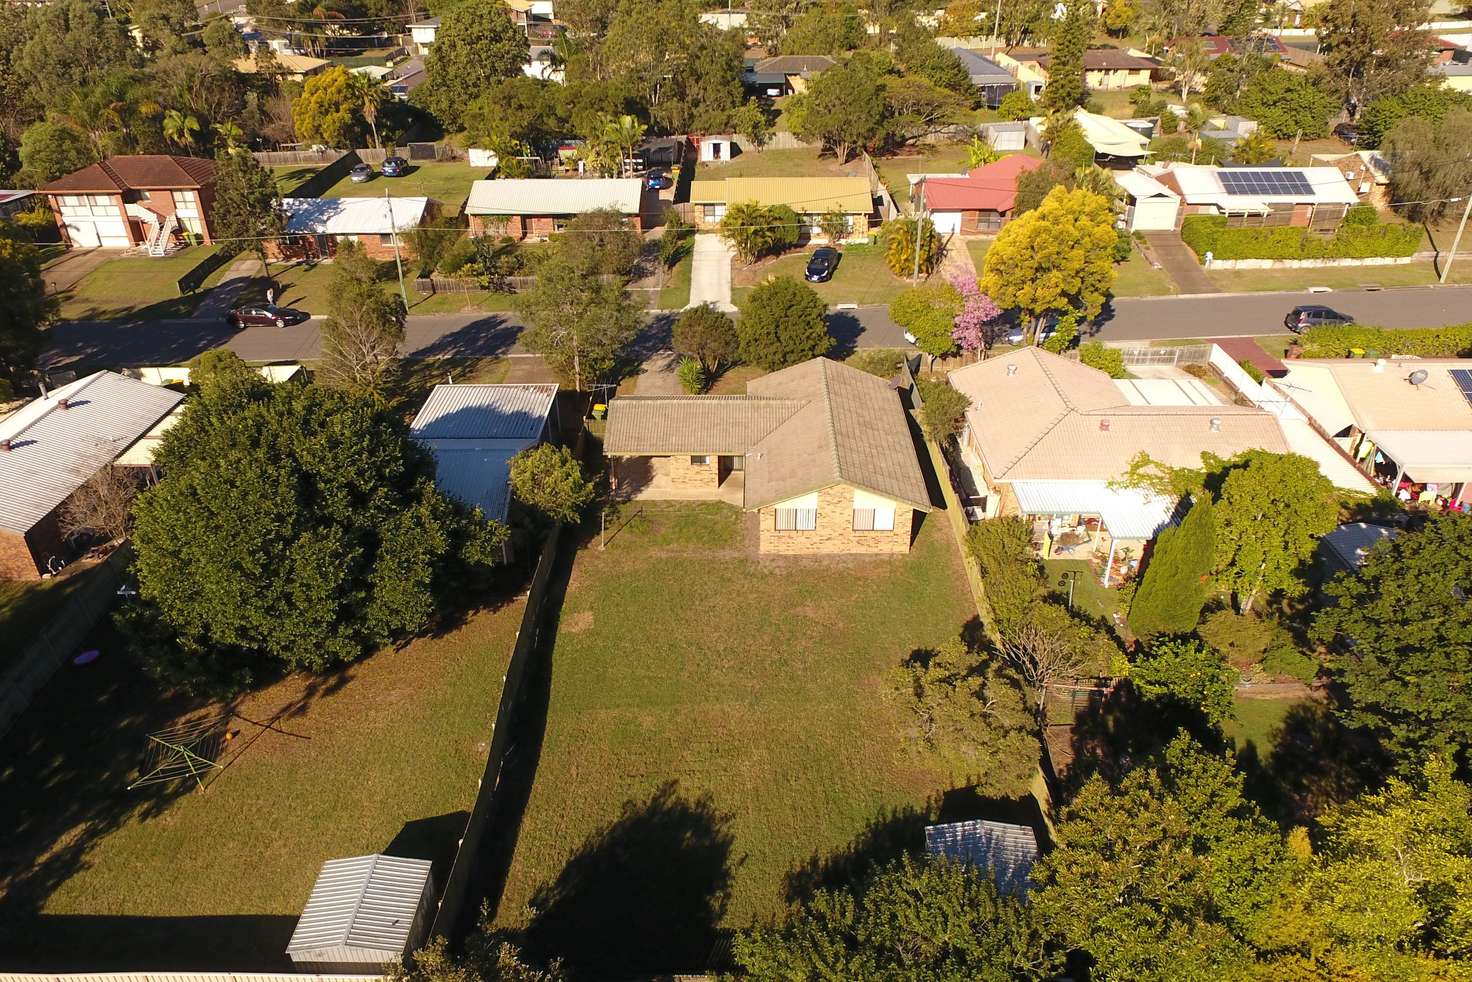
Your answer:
146,215 -> 177,257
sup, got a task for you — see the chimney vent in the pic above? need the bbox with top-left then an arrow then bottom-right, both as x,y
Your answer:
58,397 -> 71,409
0,439 -> 10,452
1098,419 -> 1110,432
1209,417 -> 1222,432
1006,363 -> 1018,376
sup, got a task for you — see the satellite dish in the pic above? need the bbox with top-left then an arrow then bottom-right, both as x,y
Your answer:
1408,369 -> 1429,386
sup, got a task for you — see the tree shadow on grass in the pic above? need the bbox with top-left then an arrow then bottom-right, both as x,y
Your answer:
783,804 -> 932,904
1235,698 -> 1386,828
520,781 -> 738,978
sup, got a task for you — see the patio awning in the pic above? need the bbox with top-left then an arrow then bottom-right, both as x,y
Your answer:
1372,430 -> 1472,484
1011,480 -> 1181,540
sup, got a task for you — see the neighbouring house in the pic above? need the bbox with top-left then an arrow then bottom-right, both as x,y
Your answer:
950,49 -> 1018,107
525,44 -> 565,82
947,347 -> 1290,584
914,154 -> 1046,235
700,8 -> 748,30
233,49 -> 329,81
285,854 -> 435,975
409,382 -> 559,527
687,176 -> 874,239
1036,109 -> 1152,167
1193,33 -> 1289,60
403,8 -> 560,77
741,54 -> 836,96
0,371 -> 184,580
387,57 -> 427,99
465,178 -> 645,238
1429,35 -> 1469,65
925,819 -> 1041,897
504,0 -> 559,40
1001,46 -> 1156,92
1318,521 -> 1400,577
603,357 -> 933,556
41,154 -> 216,251
1199,112 -> 1259,146
1140,162 -> 1359,230
1270,358 -> 1472,508
269,196 -> 432,262
1435,62 -> 1472,93
1311,150 -> 1391,207
0,189 -> 35,220
406,16 -> 439,55
1112,169 -> 1182,232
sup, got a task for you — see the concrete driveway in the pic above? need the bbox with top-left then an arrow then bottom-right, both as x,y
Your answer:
41,248 -> 119,297
687,233 -> 735,311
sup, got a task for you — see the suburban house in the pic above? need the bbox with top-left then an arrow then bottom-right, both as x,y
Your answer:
949,49 -> 1018,107
1310,150 -> 1392,207
0,189 -> 36,220
42,155 -> 216,251
1000,46 -> 1156,92
1038,109 -> 1152,167
233,49 -> 329,81
410,382 -> 560,526
0,371 -> 184,580
465,178 -> 645,238
402,5 -> 561,77
914,154 -> 1046,234
1436,62 -> 1472,93
687,176 -> 874,239
1139,162 -> 1360,230
1194,33 -> 1289,60
1112,169 -> 1182,232
1269,358 -> 1472,509
741,55 -> 835,96
925,819 -> 1040,897
406,16 -> 439,55
269,196 -> 432,261
387,57 -> 427,99
947,347 -> 1289,584
603,357 -> 932,555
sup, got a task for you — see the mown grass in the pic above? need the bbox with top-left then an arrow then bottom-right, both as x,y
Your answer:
0,566 -> 103,669
57,247 -> 234,321
731,244 -> 905,307
321,161 -> 492,211
1225,695 -> 1307,763
1112,250 -> 1177,298
494,503 -> 975,970
1207,260 -> 1472,293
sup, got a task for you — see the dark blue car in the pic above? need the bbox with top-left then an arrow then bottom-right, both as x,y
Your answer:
381,155 -> 408,177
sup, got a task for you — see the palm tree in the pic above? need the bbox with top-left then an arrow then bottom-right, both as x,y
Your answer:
599,113 -> 646,178
163,110 -> 201,151
1181,102 -> 1212,165
298,0 -> 349,57
965,135 -> 998,169
215,121 -> 246,151
344,72 -> 384,149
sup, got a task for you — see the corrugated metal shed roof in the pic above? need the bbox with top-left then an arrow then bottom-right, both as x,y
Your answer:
410,384 -> 557,441
925,819 -> 1040,896
281,197 -> 430,235
0,372 -> 184,534
1011,480 -> 1182,540
428,446 -> 518,521
287,854 -> 432,956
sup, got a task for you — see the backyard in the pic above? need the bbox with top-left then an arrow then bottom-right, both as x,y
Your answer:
493,503 -> 977,976
55,247 -> 234,321
0,590 -> 524,969
320,161 -> 493,209
0,564 -> 106,669
270,165 -> 323,195
692,146 -> 869,183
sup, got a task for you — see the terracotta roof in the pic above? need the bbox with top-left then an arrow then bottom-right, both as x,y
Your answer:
604,357 -> 932,511
42,155 -> 217,193
923,154 -> 1045,213
949,347 -> 1288,482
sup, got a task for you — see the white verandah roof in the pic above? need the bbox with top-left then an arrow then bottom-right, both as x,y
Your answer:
1011,480 -> 1181,540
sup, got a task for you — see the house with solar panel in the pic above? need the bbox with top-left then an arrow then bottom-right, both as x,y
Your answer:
1137,162 -> 1360,232
409,383 -> 559,541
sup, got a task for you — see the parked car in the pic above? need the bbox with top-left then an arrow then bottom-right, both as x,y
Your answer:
1284,304 -> 1353,334
1002,323 -> 1057,346
381,156 -> 408,177
644,168 -> 672,190
349,162 -> 374,183
227,304 -> 306,329
805,247 -> 839,283
1333,122 -> 1361,146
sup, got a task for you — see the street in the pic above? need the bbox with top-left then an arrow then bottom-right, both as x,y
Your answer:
38,284 -> 1472,372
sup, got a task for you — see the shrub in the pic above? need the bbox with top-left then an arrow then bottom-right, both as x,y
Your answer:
1078,342 -> 1126,378
847,348 -> 905,377
1343,203 -> 1379,227
1262,645 -> 1318,684
1237,358 -> 1265,383
915,377 -> 970,443
509,443 -> 597,524
1197,607 -> 1298,672
1180,215 -> 1421,261
673,303 -> 740,376
1113,229 -> 1133,263
676,357 -> 707,393
965,518 -> 1043,636
737,276 -> 831,369
1298,322 -> 1472,358
1128,498 -> 1215,639
1129,637 -> 1237,727
436,236 -> 478,275
997,90 -> 1035,121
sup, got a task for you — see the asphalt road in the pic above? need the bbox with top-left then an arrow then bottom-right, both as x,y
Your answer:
38,284 -> 1472,372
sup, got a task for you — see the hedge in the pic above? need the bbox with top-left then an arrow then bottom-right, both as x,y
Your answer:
1299,322 -> 1472,358
1181,215 -> 1422,261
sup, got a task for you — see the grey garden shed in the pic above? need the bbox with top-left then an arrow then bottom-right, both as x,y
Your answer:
286,854 -> 436,974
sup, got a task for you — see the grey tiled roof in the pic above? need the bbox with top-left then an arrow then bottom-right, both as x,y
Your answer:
925,819 -> 1040,896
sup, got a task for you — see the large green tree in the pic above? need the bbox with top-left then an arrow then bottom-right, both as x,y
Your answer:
420,2 -> 529,128
318,242 -> 405,403
1381,109 -> 1472,223
980,186 -> 1116,336
1041,0 -> 1093,111
736,276 -> 830,369
508,444 -> 596,525
210,149 -> 284,274
1233,68 -> 1338,139
888,282 -> 961,366
131,0 -> 200,55
1212,451 -> 1339,613
1312,0 -> 1435,117
672,304 -> 740,377
1315,513 -> 1472,772
780,0 -> 866,55
964,517 -> 1043,637
127,356 -> 505,685
0,235 -> 58,391
1359,84 -> 1472,148
791,52 -> 888,160
17,0 -> 139,114
515,256 -> 642,392
293,65 -> 371,147
1128,636 -> 1237,729
17,118 -> 95,185
734,854 -> 1060,980
556,207 -> 642,278
1128,497 -> 1215,638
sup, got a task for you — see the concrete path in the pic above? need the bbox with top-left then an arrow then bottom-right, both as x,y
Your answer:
194,258 -> 263,319
1142,232 -> 1218,295
935,232 -> 979,286
687,233 -> 735,311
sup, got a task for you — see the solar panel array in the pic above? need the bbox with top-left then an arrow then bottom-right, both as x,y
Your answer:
1217,169 -> 1315,196
1451,368 -> 1472,408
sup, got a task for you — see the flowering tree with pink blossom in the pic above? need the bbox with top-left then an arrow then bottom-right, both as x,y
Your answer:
950,276 -> 1003,356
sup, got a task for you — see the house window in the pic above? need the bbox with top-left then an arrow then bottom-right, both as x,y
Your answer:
775,508 -> 817,531
379,233 -> 396,246
853,507 -> 895,531
690,455 -> 709,466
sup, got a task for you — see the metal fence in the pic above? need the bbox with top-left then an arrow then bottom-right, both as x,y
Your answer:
1116,344 -> 1214,368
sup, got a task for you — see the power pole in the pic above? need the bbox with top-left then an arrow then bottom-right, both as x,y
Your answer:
913,176 -> 926,283
1440,194 -> 1471,285
384,186 -> 408,308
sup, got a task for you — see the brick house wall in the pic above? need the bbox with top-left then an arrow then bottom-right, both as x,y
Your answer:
266,232 -> 408,262
0,511 -> 64,580
757,484 -> 914,555
669,454 -> 720,490
469,212 -> 644,240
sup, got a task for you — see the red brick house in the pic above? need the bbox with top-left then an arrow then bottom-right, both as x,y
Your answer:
921,155 -> 1046,235
269,196 -> 434,262
464,178 -> 646,239
41,155 -> 216,251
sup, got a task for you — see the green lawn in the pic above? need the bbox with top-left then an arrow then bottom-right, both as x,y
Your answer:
1112,250 -> 1177,298
407,289 -> 521,314
57,246 -> 234,321
656,250 -> 693,310
494,504 -> 975,973
1089,90 -> 1140,119
321,161 -> 492,211
966,238 -> 991,275
1225,695 -> 1307,764
0,593 -> 523,970
1042,559 -> 1124,629
731,244 -> 907,306
270,165 -> 323,194
0,567 -> 103,670
1255,334 -> 1296,360
693,146 -> 867,182
1207,260 -> 1472,292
